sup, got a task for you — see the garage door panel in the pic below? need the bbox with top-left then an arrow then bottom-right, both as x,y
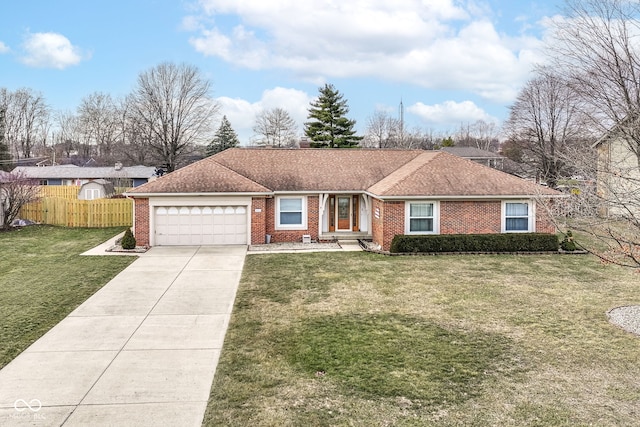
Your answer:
154,205 -> 247,246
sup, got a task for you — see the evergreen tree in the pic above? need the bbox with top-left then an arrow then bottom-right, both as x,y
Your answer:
304,84 -> 362,148
0,107 -> 11,171
206,116 -> 240,156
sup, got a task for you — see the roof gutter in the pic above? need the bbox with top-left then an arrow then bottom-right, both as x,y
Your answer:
123,191 -> 274,198
364,192 -> 567,200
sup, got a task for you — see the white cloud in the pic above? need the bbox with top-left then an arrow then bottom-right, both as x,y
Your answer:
216,87 -> 312,144
0,41 -> 10,54
188,0 -> 544,103
20,32 -> 87,69
407,100 -> 496,126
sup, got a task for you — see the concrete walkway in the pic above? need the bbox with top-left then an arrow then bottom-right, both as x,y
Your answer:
0,245 -> 246,427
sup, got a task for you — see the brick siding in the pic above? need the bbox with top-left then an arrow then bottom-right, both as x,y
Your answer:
535,204 -> 556,234
372,199 -> 555,252
133,198 -> 150,246
440,201 -> 501,234
250,197 -> 266,245
371,198 -> 404,251
136,195 -> 556,248
252,195 -> 320,244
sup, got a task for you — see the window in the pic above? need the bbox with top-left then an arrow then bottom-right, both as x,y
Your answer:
406,202 -> 438,234
276,197 -> 306,229
85,188 -> 101,200
503,202 -> 532,232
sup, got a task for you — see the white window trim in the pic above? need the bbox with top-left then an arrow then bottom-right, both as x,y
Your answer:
276,196 -> 308,230
405,201 -> 440,234
502,200 -> 535,233
85,188 -> 100,200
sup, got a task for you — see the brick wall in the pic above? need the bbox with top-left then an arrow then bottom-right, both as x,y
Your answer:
260,195 -> 320,243
535,204 -> 556,234
440,201 -> 501,234
372,199 -> 555,252
371,198 -> 404,251
382,201 -> 404,251
250,197 -> 266,245
133,198 -> 150,246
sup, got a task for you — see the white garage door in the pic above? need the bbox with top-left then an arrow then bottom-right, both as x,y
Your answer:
154,206 -> 247,245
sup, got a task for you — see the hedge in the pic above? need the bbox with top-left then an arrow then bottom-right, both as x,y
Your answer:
389,233 -> 559,254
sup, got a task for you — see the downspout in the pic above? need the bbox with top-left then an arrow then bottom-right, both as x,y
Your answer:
362,194 -> 371,234
318,193 -> 328,239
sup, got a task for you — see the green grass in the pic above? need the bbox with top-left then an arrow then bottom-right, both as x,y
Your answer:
283,313 -> 512,402
0,225 -> 136,368
204,251 -> 640,426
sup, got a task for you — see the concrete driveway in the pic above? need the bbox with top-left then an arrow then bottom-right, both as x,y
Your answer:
0,245 -> 246,427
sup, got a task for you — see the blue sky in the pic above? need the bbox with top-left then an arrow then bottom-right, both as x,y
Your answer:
0,0 -> 562,143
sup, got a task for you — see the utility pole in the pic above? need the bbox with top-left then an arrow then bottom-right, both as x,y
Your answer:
399,99 -> 405,146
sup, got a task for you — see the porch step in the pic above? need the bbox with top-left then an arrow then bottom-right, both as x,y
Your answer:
337,239 -> 362,246
337,240 -> 364,251
320,233 -> 371,241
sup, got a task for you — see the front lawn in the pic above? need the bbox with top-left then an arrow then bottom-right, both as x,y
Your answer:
0,225 -> 135,368
204,251 -> 640,426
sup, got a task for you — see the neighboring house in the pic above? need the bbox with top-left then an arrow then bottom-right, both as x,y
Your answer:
126,148 -> 560,251
78,179 -> 115,200
440,147 -> 505,170
12,164 -> 157,187
592,125 -> 640,217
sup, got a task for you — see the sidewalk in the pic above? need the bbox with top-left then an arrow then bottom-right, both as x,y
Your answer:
0,245 -> 246,427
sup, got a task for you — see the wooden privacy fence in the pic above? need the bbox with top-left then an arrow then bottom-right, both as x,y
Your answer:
39,185 -> 81,199
20,197 -> 133,227
38,185 -> 132,199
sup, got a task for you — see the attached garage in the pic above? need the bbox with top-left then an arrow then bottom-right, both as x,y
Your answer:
153,205 -> 248,246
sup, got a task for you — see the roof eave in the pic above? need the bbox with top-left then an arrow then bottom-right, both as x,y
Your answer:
124,191 -> 274,198
366,192 -> 566,200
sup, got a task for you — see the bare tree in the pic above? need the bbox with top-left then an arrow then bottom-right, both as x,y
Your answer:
114,96 -> 154,165
456,120 -> 500,151
253,107 -> 298,147
0,88 -> 50,159
0,171 -> 40,229
128,62 -> 218,171
504,70 -> 584,188
53,111 -> 81,159
362,110 -> 400,148
542,0 -> 640,267
77,92 -> 119,162
548,0 -> 640,161
0,106 -> 11,171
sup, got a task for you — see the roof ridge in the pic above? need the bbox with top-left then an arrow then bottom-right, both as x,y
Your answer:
209,156 -> 272,191
367,151 -> 437,194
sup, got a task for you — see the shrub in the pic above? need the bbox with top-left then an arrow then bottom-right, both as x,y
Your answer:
560,230 -> 577,251
121,228 -> 136,250
389,233 -> 559,254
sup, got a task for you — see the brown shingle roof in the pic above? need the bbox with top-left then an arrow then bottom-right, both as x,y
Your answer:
128,157 -> 270,194
369,151 -> 559,197
128,148 -> 559,197
211,148 -> 423,191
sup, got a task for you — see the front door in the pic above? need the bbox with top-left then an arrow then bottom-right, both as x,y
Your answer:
337,196 -> 351,230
